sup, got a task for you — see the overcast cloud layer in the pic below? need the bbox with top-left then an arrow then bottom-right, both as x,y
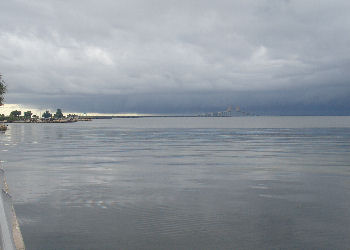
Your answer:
1,0 -> 350,114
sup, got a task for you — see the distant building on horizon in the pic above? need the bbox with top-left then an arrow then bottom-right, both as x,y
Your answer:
199,105 -> 254,117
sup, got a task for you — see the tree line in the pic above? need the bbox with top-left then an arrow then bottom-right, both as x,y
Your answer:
0,109 -> 79,122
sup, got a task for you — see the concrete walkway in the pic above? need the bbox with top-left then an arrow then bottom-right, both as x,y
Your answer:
0,168 -> 25,250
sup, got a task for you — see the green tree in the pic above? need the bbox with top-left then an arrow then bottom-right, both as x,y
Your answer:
24,111 -> 32,119
42,110 -> 52,119
0,74 -> 6,106
54,109 -> 64,119
10,110 -> 21,118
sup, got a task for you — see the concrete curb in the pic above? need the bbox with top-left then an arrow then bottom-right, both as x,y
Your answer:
0,168 -> 25,250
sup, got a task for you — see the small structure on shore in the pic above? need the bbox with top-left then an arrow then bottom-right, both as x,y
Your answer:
0,124 -> 7,131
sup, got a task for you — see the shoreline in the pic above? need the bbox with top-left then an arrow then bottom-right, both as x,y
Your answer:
3,118 -> 92,124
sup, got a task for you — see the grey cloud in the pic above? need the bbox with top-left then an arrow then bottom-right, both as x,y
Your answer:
1,0 -> 350,114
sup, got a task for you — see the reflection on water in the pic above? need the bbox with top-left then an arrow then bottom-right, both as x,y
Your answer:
1,117 -> 350,249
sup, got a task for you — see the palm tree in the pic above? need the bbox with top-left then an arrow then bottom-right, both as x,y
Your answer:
0,74 -> 6,106
0,74 -> 6,131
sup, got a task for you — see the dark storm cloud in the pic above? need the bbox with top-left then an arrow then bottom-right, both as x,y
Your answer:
1,0 -> 350,114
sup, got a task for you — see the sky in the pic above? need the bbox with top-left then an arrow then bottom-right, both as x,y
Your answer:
1,0 -> 350,115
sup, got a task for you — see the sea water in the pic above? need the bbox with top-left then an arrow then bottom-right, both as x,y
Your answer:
1,117 -> 350,249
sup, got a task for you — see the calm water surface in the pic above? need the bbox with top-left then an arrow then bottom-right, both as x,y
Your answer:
1,117 -> 350,249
